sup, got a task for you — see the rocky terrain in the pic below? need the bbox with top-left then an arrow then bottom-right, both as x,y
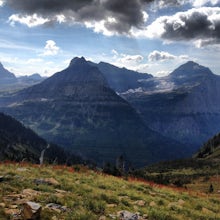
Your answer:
0,163 -> 219,220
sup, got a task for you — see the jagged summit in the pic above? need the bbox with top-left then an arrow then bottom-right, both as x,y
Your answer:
69,56 -> 87,67
170,61 -> 213,78
16,55 -> 108,99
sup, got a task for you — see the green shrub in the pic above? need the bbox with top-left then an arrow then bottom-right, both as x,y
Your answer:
121,199 -> 130,207
158,199 -> 165,206
100,193 -> 119,204
149,209 -> 177,220
85,200 -> 105,214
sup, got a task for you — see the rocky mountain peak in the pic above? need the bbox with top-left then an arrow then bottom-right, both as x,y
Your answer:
170,61 -> 213,78
69,56 -> 87,67
64,56 -> 107,86
16,55 -> 109,99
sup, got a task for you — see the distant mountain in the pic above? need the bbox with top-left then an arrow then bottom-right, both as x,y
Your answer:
0,112 -> 79,164
0,62 -> 17,85
18,73 -> 46,84
170,61 -> 212,77
0,63 -> 45,92
0,57 -> 188,167
123,61 -> 220,151
89,61 -> 152,92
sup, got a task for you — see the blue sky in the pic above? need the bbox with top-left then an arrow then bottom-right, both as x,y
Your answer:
1,0 -> 220,77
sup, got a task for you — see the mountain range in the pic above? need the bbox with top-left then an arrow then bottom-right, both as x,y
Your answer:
122,61 -> 220,151
1,58 -> 220,167
0,57 -> 189,167
0,62 -> 45,92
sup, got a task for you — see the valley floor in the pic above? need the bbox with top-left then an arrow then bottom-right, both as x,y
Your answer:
0,162 -> 219,220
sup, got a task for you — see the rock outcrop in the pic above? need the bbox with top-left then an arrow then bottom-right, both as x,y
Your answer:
22,202 -> 41,220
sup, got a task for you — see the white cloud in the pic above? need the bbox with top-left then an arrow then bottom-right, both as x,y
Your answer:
27,58 -> 43,64
56,14 -> 66,23
135,63 -> 150,73
142,11 -> 149,22
111,49 -> 118,56
41,40 -> 60,56
148,50 -> 189,63
156,0 -> 187,8
9,13 -> 49,27
109,50 -> 150,73
0,0 -> 4,7
192,0 -> 220,7
119,54 -> 144,64
194,38 -> 217,48
111,50 -> 144,69
155,70 -> 170,77
109,50 -> 188,75
84,18 -> 121,37
148,50 -> 176,62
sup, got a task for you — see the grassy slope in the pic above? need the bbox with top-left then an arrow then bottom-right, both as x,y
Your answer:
0,163 -> 220,220
134,158 -> 220,193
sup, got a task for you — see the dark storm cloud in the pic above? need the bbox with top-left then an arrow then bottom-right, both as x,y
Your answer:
163,13 -> 212,40
104,0 -> 144,28
147,7 -> 220,46
6,0 -> 154,34
6,0 -> 92,14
